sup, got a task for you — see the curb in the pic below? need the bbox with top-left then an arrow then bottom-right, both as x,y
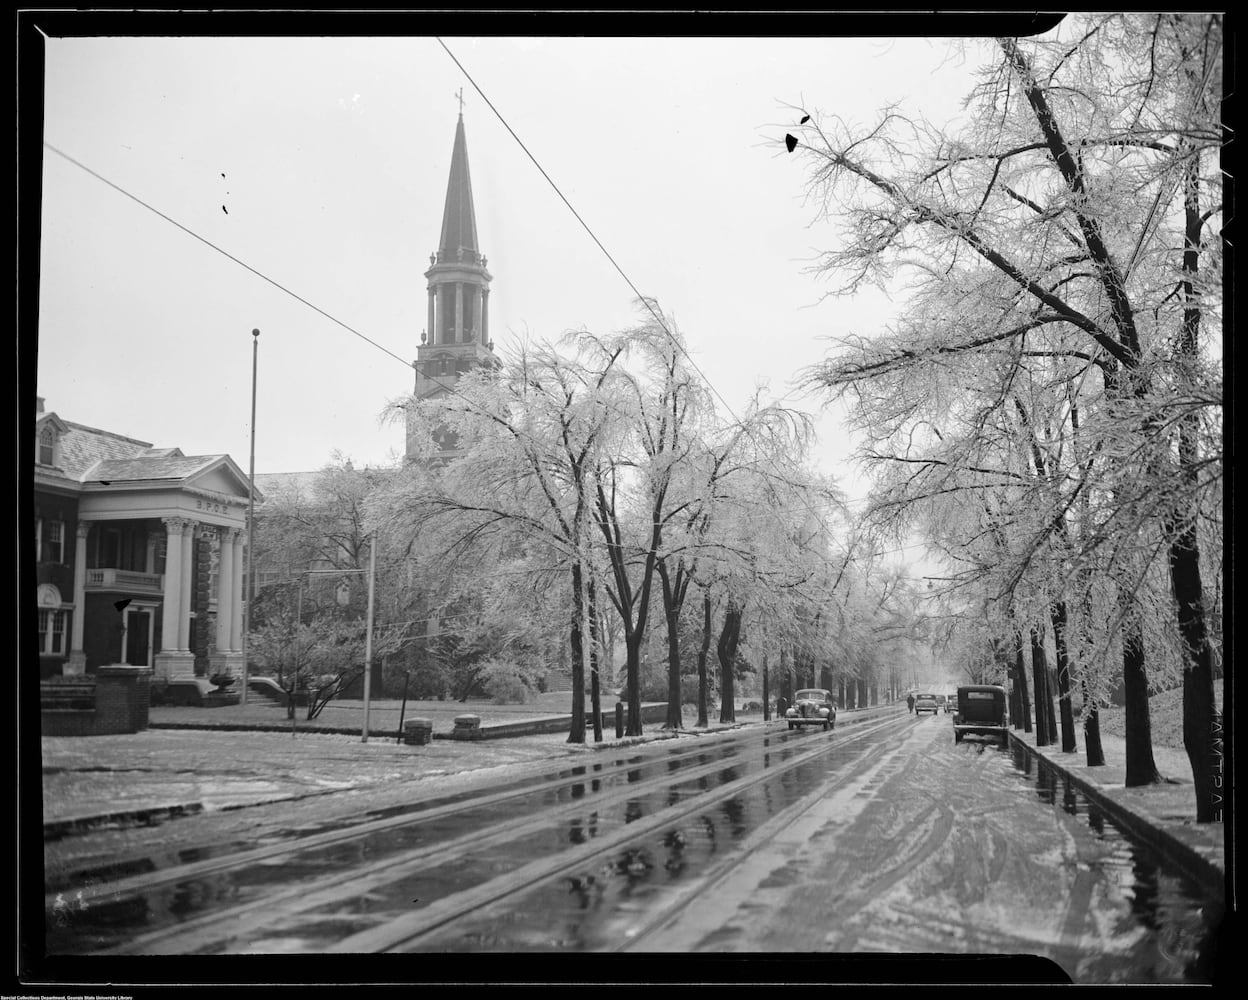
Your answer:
43,801 -> 204,841
1007,732 -> 1225,900
48,707 -> 907,841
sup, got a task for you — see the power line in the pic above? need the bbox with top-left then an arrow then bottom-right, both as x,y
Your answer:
43,142 -> 417,372
41,141 -> 515,418
434,40 -> 894,570
45,119 -> 899,565
436,38 -> 747,431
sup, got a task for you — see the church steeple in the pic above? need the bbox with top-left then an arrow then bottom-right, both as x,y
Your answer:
408,106 -> 502,461
437,108 -> 480,266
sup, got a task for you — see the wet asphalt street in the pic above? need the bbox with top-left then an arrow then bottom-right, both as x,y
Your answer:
38,710 -> 1225,982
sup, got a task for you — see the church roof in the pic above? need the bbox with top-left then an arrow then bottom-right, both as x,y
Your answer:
436,113 -> 480,264
253,470 -> 322,498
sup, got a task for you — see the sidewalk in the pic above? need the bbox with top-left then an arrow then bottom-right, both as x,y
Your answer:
1007,726 -> 1226,899
38,710 -> 751,838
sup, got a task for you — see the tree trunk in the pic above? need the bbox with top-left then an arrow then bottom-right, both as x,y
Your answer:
1122,611 -> 1161,786
1172,531 -> 1221,820
1050,601 -> 1078,753
1083,685 -> 1106,767
566,563 -> 586,744
1008,657 -> 1022,729
1031,626 -> 1054,747
625,631 -> 644,736
1013,631 -> 1033,734
696,593 -> 711,728
657,562 -> 684,730
1171,143 -> 1222,822
762,652 -> 770,721
588,577 -> 603,743
717,599 -> 741,724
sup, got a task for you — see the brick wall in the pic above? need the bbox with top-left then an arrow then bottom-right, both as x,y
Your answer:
40,667 -> 151,736
193,532 -> 211,676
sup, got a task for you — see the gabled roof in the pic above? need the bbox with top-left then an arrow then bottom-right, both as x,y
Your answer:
56,421 -> 153,481
88,454 -> 221,484
35,413 -> 258,501
36,410 -> 70,436
253,470 -> 322,500
437,113 -> 480,262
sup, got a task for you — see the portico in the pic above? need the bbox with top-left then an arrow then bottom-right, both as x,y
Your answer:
66,458 -> 256,682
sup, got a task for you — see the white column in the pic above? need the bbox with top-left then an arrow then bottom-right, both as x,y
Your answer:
70,522 -> 90,653
215,527 -> 235,656
455,282 -> 464,342
427,287 -> 436,346
230,529 -> 245,651
481,287 -> 489,344
177,519 -> 196,651
160,517 -> 186,654
66,521 -> 91,673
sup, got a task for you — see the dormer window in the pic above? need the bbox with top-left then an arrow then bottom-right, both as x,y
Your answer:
38,424 -> 57,466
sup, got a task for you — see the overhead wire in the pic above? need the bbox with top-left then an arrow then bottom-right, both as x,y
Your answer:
435,37 -> 747,431
43,142 -> 417,373
435,39 -> 912,572
41,141 -> 529,424
43,58 -> 928,574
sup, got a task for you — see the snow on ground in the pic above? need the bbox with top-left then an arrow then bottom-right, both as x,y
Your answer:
1092,685 -> 1220,751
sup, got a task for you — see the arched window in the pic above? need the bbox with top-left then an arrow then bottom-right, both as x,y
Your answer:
38,425 -> 56,466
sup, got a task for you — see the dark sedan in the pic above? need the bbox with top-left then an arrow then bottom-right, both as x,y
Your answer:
952,685 -> 1009,745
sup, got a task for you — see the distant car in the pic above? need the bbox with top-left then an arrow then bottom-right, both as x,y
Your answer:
786,688 -> 837,731
914,693 -> 939,715
934,694 -> 948,713
952,685 -> 1009,746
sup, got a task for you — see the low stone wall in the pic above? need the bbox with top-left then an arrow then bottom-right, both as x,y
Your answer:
40,666 -> 152,737
467,702 -> 670,741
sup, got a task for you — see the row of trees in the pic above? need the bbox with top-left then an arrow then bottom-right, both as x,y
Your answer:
787,14 -> 1224,820
380,309 -> 928,741
245,314 -> 930,733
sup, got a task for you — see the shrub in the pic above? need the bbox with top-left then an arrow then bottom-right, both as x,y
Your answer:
480,660 -> 534,705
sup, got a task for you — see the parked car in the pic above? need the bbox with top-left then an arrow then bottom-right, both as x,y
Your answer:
934,694 -> 948,713
786,688 -> 837,731
914,692 -> 939,715
952,684 -> 1009,745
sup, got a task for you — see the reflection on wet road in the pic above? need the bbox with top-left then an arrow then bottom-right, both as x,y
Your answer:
44,713 -> 1222,981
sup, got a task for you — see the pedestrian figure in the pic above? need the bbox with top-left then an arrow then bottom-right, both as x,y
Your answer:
907,692 -> 915,714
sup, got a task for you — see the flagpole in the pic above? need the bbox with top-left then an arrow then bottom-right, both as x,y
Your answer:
362,532 -> 376,742
240,328 -> 259,706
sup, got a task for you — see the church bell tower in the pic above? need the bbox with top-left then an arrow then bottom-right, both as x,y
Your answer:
407,103 -> 502,461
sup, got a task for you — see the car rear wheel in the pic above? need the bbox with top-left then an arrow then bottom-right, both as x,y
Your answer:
788,722 -> 795,730
954,731 -> 962,744
823,719 -> 830,731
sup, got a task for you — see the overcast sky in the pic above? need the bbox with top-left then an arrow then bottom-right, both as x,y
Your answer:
36,28 -> 1002,502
